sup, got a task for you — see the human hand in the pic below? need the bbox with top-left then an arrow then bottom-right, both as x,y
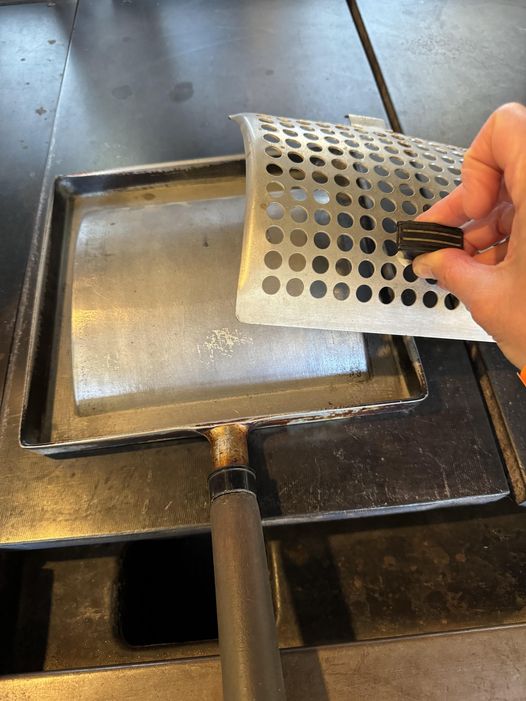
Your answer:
412,103 -> 526,370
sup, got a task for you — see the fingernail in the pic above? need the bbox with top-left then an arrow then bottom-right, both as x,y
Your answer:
412,259 -> 433,279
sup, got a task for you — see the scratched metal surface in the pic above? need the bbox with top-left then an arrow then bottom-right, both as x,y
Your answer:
356,0 -> 526,146
0,0 -> 77,409
1,625 -> 526,699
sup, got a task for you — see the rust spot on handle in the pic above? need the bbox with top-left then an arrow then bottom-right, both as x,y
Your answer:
206,424 -> 249,469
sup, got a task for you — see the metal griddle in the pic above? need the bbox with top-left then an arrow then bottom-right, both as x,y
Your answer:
20,155 -> 427,701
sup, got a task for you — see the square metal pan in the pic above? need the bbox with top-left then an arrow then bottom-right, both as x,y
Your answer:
20,156 -> 427,456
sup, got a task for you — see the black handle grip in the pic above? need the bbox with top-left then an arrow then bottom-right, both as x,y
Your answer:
397,220 -> 464,259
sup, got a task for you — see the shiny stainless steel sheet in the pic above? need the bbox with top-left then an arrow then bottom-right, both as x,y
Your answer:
21,157 -> 426,454
233,112 -> 491,342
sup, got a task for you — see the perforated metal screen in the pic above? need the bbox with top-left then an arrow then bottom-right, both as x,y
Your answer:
233,113 -> 491,342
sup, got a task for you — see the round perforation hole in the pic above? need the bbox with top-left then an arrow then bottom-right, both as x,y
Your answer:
332,158 -> 347,170
369,153 -> 384,163
360,215 -> 375,231
310,280 -> 327,298
435,176 -> 449,186
289,168 -> 305,180
335,174 -> 350,186
380,198 -> 396,212
381,262 -> 397,280
402,201 -> 417,215
291,205 -> 308,223
423,290 -> 438,308
394,168 -> 410,180
264,250 -> 282,269
314,232 -> 331,249
399,183 -> 414,196
378,180 -> 393,193
419,187 -> 434,199
291,186 -> 307,201
307,142 -> 323,152
328,146 -> 344,156
265,146 -> 282,158
360,237 -> 376,254
357,177 -> 372,190
353,162 -> 368,174
286,278 -> 304,297
337,212 -> 353,228
315,209 -> 331,225
313,189 -> 330,204
267,202 -> 284,220
262,276 -> 280,294
283,128 -> 298,137
382,217 -> 396,234
379,287 -> 395,304
389,156 -> 404,166
312,171 -> 328,184
288,152 -> 304,164
310,156 -> 325,167
383,239 -> 397,256
264,133 -> 280,144
266,163 -> 283,176
403,264 -> 417,282
374,165 -> 389,177
337,234 -> 353,252
445,293 -> 460,310
356,285 -> 372,303
336,192 -> 352,206
401,289 -> 416,306
266,226 -> 283,244
303,132 -> 318,140
325,136 -> 340,145
333,283 -> 350,300
312,255 -> 329,274
286,138 -> 301,149
335,258 -> 352,276
415,172 -> 430,183
266,181 -> 284,198
359,195 -> 374,209
290,228 -> 307,246
358,260 -> 374,278
349,150 -> 364,160
289,253 -> 306,272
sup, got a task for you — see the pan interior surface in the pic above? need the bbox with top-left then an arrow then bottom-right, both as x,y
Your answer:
22,159 -> 426,451
71,177 -> 368,417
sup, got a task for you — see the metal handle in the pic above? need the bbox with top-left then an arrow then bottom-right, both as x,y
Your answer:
210,475 -> 286,701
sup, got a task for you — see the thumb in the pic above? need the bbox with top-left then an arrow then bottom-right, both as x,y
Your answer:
412,249 -> 499,314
